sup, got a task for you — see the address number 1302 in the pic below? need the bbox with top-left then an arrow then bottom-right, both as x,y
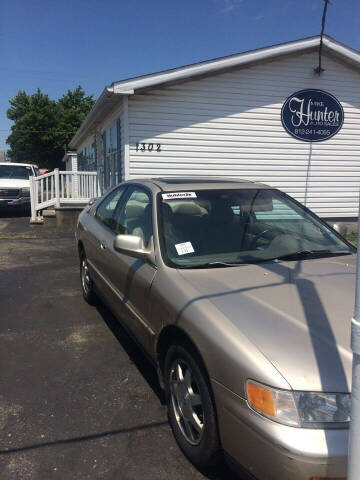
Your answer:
135,143 -> 161,152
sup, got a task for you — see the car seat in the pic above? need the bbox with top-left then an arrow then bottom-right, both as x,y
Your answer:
199,204 -> 242,254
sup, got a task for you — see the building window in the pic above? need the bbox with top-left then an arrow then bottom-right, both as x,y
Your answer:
78,142 -> 96,171
102,119 -> 121,190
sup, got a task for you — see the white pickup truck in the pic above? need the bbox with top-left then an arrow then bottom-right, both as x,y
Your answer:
0,162 -> 39,209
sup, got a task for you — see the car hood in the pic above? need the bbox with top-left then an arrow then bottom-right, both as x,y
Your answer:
179,255 -> 356,392
0,179 -> 29,189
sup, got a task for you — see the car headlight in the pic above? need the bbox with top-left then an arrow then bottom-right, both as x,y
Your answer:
294,391 -> 351,424
20,187 -> 30,197
246,381 -> 351,427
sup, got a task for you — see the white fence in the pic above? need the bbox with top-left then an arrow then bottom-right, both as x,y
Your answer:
29,168 -> 101,221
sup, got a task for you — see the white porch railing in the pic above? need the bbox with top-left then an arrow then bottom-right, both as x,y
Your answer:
29,168 -> 101,221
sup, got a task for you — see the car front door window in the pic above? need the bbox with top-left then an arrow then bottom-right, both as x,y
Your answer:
95,186 -> 126,231
112,187 -> 153,245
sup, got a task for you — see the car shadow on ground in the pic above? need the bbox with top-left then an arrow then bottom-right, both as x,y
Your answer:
95,301 -> 166,405
95,301 -> 243,480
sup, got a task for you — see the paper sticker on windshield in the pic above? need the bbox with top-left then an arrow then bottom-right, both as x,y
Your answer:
162,192 -> 197,201
175,242 -> 195,256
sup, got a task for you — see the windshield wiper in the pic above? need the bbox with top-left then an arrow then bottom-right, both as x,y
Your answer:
180,261 -> 244,269
268,249 -> 352,262
178,250 -> 353,268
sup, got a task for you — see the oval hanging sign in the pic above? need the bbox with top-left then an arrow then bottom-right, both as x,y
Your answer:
281,89 -> 344,142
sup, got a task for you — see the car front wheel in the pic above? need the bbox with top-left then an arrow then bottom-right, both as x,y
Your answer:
164,342 -> 220,468
80,252 -> 97,305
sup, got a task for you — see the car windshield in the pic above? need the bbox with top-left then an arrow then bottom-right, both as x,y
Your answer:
0,165 -> 32,179
159,188 -> 354,268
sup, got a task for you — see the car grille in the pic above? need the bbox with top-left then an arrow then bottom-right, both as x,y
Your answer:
0,188 -> 20,198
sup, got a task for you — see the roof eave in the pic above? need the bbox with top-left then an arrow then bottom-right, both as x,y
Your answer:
69,86 -> 127,149
322,35 -> 360,68
112,36 -> 321,94
112,36 -> 360,95
71,35 -> 360,150
62,151 -> 77,163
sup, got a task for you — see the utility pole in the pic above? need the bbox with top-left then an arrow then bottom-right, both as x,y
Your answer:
312,2 -> 358,475
314,0 -> 330,75
348,193 -> 360,479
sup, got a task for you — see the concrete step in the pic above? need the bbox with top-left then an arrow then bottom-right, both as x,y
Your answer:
43,209 -> 56,218
30,205 -> 86,229
47,206 -> 84,229
29,217 -> 44,225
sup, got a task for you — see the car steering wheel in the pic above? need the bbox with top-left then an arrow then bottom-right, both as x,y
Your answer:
249,227 -> 278,250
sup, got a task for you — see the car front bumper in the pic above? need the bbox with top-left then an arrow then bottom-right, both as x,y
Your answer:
0,197 -> 30,208
212,380 -> 347,480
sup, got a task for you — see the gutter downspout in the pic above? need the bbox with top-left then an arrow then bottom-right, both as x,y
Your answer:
122,95 -> 130,181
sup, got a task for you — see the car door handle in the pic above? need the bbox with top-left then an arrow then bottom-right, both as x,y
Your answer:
100,242 -> 107,250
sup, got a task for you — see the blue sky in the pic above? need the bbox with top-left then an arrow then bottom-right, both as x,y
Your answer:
1,0 -> 359,152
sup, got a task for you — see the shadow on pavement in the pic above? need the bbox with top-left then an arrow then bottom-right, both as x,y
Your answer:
0,208 -> 30,218
96,301 -> 242,480
0,420 -> 169,455
96,301 -> 166,405
197,464 -> 247,480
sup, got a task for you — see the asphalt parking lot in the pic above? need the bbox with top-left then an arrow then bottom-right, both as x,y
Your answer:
0,212 -> 239,480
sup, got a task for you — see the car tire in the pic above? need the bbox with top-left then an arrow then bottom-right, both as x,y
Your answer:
80,251 -> 97,305
164,341 -> 221,468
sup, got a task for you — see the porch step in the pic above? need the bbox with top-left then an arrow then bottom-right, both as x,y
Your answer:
43,209 -> 56,217
29,217 -> 44,225
52,205 -> 84,229
54,205 -> 86,211
29,205 -> 86,227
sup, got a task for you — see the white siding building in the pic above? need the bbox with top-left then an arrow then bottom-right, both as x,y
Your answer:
69,35 -> 360,220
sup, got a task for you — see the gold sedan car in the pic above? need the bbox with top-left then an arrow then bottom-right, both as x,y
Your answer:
76,177 -> 355,480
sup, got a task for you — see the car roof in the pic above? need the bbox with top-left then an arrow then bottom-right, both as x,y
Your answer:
0,162 -> 38,168
127,177 -> 271,192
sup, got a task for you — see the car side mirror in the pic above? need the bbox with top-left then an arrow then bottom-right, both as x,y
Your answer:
113,234 -> 154,262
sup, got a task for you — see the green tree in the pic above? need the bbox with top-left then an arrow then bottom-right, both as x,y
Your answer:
6,86 -> 94,169
7,89 -> 60,168
55,86 -> 95,154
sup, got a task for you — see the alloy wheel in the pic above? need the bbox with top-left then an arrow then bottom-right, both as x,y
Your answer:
81,257 -> 91,295
169,358 -> 204,445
